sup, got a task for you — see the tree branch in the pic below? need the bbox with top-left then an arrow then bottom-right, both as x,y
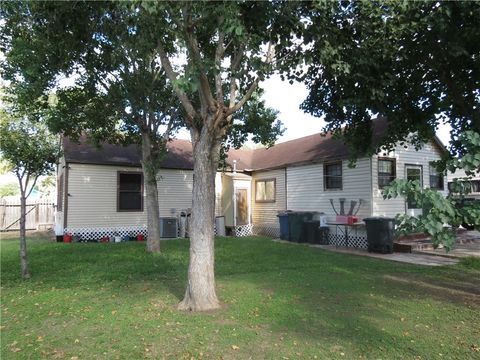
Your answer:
226,42 -> 274,116
225,77 -> 260,116
214,23 -> 225,104
181,5 -> 215,114
26,175 -> 40,199
156,42 -> 197,127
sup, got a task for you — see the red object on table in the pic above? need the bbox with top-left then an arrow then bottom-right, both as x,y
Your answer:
336,215 -> 359,225
63,234 -> 72,243
101,235 -> 109,243
136,234 -> 144,241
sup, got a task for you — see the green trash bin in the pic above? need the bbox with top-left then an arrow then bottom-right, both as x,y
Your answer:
364,217 -> 395,253
288,212 -> 314,242
303,220 -> 320,243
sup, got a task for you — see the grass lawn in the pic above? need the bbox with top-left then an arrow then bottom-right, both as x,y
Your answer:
1,234 -> 479,360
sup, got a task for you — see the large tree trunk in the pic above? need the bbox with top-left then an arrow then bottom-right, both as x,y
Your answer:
141,132 -> 161,253
178,127 -> 221,311
19,189 -> 30,279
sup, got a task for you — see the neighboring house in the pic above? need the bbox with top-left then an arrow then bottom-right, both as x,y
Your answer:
447,169 -> 480,200
56,119 -> 448,247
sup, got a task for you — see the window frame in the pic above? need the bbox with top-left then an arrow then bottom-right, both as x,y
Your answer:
429,163 -> 444,190
378,157 -> 396,189
323,161 -> 343,191
255,178 -> 276,203
117,171 -> 144,212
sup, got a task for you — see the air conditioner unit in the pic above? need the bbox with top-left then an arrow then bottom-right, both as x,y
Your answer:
159,217 -> 178,238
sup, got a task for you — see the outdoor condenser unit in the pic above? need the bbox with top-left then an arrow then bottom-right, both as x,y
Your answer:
159,217 -> 178,238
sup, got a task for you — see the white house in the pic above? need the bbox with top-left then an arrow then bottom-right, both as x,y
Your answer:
56,119 -> 448,247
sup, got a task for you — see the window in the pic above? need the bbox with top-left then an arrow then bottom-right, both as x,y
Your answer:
255,179 -> 276,202
57,174 -> 63,211
449,179 -> 480,194
117,172 -> 143,211
324,162 -> 342,190
429,163 -> 444,190
472,180 -> 480,193
378,158 -> 396,189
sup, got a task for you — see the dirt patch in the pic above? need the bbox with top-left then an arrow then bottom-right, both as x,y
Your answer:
0,229 -> 55,240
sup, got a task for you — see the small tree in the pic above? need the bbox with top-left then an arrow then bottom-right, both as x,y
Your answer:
0,103 -> 60,279
1,1 -> 183,253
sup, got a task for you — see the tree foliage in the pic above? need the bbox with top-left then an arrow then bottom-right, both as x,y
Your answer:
0,92 -> 60,279
289,1 -> 480,249
0,182 -> 19,197
291,1 -> 479,158
383,179 -> 480,251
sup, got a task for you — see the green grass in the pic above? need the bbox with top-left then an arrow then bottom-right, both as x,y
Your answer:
1,235 -> 479,360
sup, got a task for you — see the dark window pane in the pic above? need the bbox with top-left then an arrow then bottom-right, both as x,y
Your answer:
472,180 -> 480,193
119,173 -> 142,191
118,172 -> 143,211
119,192 -> 142,210
325,163 -> 341,176
429,164 -> 444,190
324,162 -> 342,190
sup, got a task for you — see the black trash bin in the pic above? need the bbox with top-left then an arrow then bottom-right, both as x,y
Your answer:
303,220 -> 320,244
364,217 -> 395,253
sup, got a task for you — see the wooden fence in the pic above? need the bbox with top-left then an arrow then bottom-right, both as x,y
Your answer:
0,199 -> 55,231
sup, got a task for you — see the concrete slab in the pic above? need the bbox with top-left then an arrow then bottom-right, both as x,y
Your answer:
410,230 -> 480,258
314,245 -> 459,266
272,239 -> 459,266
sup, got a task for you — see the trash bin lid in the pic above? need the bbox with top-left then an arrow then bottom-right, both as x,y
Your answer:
364,217 -> 395,221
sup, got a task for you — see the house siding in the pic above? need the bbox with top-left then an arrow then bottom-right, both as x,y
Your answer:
65,163 -> 193,229
215,172 -> 222,216
286,159 -> 373,221
372,140 -> 448,217
54,156 -> 66,234
251,169 -> 287,236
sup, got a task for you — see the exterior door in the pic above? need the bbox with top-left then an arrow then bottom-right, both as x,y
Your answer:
405,165 -> 423,216
235,188 -> 249,226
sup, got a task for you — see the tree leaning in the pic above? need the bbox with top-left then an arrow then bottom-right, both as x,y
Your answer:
0,98 -> 60,279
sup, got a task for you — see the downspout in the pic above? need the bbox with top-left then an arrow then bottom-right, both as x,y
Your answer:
370,157 -> 374,217
63,164 -> 69,231
233,160 -> 237,228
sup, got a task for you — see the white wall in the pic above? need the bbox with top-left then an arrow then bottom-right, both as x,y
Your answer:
65,163 -> 193,229
372,140 -> 448,217
286,159 -> 373,222
251,169 -> 287,228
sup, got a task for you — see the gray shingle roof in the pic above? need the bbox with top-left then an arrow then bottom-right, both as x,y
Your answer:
63,118 -> 445,171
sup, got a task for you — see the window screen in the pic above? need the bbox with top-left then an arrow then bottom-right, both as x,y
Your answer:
378,158 -> 396,189
118,172 -> 143,211
324,162 -> 342,190
429,163 -> 444,190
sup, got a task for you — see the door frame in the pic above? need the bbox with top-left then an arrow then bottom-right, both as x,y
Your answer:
232,184 -> 252,227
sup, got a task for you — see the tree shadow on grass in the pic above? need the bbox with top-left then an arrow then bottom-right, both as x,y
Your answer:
0,238 -> 189,301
